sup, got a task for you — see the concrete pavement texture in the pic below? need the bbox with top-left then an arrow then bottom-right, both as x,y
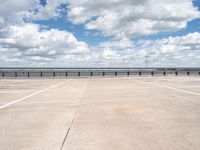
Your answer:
0,77 -> 200,150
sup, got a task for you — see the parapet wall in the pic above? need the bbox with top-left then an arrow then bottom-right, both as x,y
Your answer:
0,68 -> 200,78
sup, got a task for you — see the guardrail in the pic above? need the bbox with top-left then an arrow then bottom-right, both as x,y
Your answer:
0,68 -> 200,78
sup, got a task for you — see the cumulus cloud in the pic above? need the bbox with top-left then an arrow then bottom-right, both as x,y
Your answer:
0,26 -> 200,67
100,37 -> 133,50
78,32 -> 200,67
1,0 -> 199,38
132,32 -> 200,67
0,0 -> 199,67
0,23 -> 90,66
0,0 -> 39,26
68,0 -> 200,37
33,0 -> 68,20
0,0 -> 70,26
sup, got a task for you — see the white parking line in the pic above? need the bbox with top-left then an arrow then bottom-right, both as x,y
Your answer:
138,80 -> 200,96
0,81 -> 66,110
152,84 -> 200,96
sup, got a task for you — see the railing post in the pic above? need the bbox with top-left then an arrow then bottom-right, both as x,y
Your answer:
103,72 -> 105,76
187,70 -> 190,76
91,72 -> 93,77
175,71 -> 178,76
78,72 -> 80,77
127,71 -> 129,76
28,72 -> 30,77
41,72 -> 43,77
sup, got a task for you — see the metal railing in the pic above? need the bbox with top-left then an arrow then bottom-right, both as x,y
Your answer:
0,68 -> 200,78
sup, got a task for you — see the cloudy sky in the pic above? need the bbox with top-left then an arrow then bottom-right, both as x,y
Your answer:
0,0 -> 200,67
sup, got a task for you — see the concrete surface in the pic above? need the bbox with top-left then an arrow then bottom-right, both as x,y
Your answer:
0,77 -> 200,150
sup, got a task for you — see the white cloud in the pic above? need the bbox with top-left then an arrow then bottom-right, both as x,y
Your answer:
34,0 -> 68,20
0,30 -> 200,67
68,0 -> 200,37
1,25 -> 200,67
101,48 -> 120,60
1,0 -> 199,38
0,23 -> 90,65
100,37 -> 133,49
133,32 -> 200,67
0,0 -> 199,67
81,32 -> 200,67
0,0 -> 70,26
0,0 -> 39,26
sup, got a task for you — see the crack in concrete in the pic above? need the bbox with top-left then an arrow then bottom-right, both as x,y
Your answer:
60,79 -> 89,150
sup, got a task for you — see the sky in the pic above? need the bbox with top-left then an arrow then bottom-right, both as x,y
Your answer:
0,0 -> 200,67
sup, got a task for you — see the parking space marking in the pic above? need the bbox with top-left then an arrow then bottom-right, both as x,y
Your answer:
138,79 -> 200,96
0,81 -> 67,110
152,84 -> 200,96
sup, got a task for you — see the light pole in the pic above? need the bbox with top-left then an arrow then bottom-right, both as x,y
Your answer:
145,49 -> 149,68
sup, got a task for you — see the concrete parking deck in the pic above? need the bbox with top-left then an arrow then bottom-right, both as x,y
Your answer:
0,77 -> 200,150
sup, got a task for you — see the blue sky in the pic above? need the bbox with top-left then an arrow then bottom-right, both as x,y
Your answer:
0,0 -> 200,67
